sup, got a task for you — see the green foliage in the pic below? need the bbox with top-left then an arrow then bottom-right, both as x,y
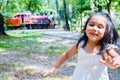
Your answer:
71,0 -> 91,14
0,0 -> 120,31
0,0 -> 120,16
111,1 -> 120,12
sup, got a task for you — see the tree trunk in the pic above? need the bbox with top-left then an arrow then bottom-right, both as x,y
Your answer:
63,0 -> 70,31
107,0 -> 111,15
55,0 -> 61,28
0,13 -> 7,35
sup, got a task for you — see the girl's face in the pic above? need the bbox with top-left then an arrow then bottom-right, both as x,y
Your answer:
85,15 -> 107,43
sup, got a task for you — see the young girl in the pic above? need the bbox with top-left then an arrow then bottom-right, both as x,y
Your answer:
42,12 -> 120,80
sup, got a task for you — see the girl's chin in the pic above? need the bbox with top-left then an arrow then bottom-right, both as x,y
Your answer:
89,38 -> 99,42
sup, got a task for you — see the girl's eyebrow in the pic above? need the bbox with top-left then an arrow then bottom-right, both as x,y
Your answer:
89,19 -> 96,22
88,21 -> 97,24
89,20 -> 106,25
88,20 -> 94,23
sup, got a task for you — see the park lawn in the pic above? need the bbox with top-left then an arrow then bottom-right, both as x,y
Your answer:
0,30 -> 68,55
0,30 -> 71,80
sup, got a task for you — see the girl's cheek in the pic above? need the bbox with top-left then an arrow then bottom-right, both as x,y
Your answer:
99,30 -> 105,37
86,26 -> 92,30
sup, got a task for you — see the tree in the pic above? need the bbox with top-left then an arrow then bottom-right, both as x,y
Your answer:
55,0 -> 61,28
0,13 -> 7,35
0,0 -> 119,32
70,0 -> 91,31
106,0 -> 112,15
93,0 -> 103,12
63,0 -> 70,30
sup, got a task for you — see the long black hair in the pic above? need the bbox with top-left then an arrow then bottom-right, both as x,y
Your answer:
76,12 -> 119,54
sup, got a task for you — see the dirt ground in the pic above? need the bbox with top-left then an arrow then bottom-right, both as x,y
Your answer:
0,29 -> 120,80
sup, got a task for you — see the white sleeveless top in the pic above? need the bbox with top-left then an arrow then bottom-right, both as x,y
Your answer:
72,48 -> 109,80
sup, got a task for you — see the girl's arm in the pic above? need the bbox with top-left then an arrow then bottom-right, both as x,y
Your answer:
42,43 -> 78,76
100,49 -> 120,69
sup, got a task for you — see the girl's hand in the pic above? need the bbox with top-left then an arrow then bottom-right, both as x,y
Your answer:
42,67 -> 57,77
99,56 -> 120,69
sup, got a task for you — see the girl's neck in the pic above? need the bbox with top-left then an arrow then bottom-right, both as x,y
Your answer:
84,42 -> 101,54
87,40 -> 99,46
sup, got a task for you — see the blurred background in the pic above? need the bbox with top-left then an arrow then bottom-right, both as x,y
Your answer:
0,0 -> 120,34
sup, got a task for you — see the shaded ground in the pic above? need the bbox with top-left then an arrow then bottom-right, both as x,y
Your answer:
0,29 -> 120,80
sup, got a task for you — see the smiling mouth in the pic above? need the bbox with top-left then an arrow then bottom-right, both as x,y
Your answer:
90,33 -> 98,36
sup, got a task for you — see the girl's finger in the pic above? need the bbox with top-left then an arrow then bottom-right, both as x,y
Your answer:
114,64 -> 120,68
112,60 -> 120,66
112,57 -> 120,66
99,59 -> 106,64
42,72 -> 50,77
107,56 -> 113,64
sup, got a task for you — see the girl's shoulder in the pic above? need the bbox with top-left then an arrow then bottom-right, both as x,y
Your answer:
77,41 -> 84,52
78,41 -> 84,47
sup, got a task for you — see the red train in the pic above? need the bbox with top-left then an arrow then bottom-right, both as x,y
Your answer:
5,12 -> 53,29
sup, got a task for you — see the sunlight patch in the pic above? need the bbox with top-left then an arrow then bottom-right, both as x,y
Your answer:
66,62 -> 76,67
37,38 -> 55,42
0,48 -> 6,53
24,65 -> 40,70
60,40 -> 73,44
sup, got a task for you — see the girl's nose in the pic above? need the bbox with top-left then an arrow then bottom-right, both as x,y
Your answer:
92,26 -> 97,31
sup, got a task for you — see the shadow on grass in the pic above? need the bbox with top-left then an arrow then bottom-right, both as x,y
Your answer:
0,32 -> 43,52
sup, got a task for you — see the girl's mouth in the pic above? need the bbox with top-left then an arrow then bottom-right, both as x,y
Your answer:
90,33 -> 98,36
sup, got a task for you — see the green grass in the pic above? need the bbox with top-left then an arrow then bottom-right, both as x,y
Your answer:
0,62 -> 15,71
46,45 -> 68,55
0,61 -> 24,80
0,31 -> 68,55
0,30 -> 70,80
0,74 -> 9,80
0,31 -> 42,54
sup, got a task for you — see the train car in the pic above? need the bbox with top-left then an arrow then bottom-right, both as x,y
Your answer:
31,15 -> 50,29
5,12 -> 32,29
6,18 -> 21,29
5,12 -> 51,29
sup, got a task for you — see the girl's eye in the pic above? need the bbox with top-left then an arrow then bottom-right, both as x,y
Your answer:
98,25 -> 103,29
98,26 -> 102,29
89,24 -> 94,26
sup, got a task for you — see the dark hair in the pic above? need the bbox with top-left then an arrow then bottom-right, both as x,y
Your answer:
77,12 -> 119,54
